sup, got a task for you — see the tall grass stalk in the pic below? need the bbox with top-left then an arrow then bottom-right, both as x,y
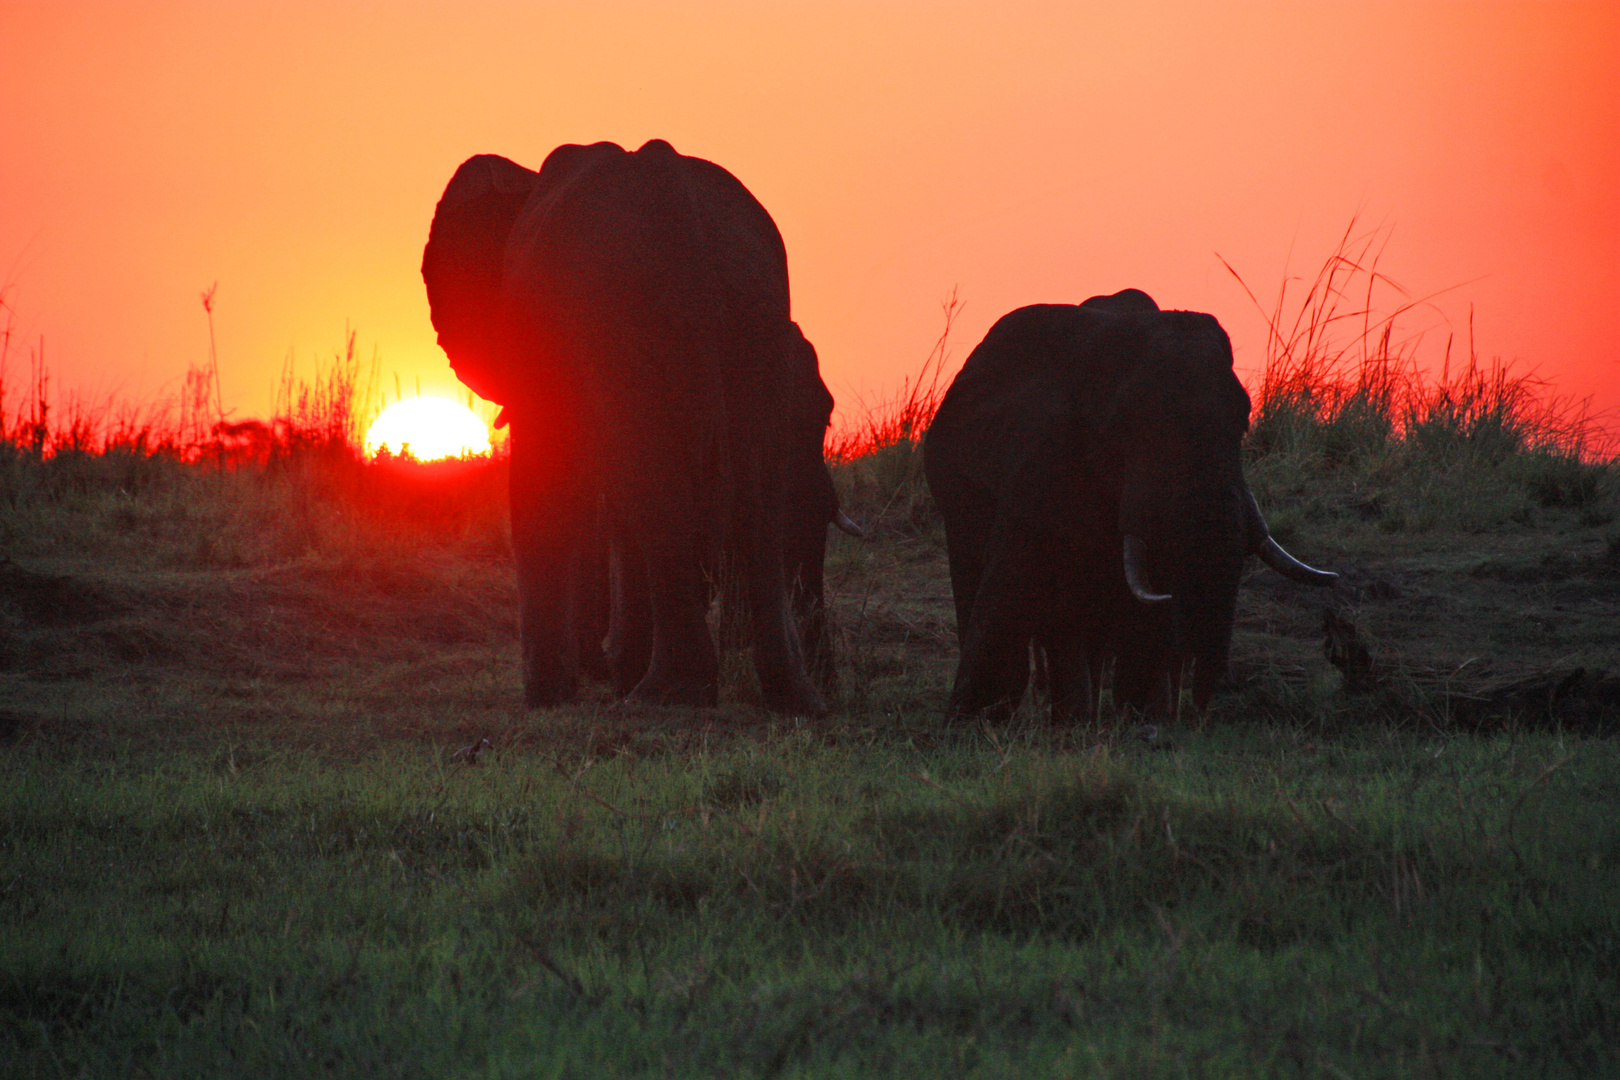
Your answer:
827,287 -> 961,465
825,289 -> 962,535
1223,218 -> 1609,466
1221,220 -> 1614,533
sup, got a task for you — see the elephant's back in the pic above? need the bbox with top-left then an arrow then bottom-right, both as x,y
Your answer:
929,306 -> 1089,453
926,305 -> 1089,505
510,142 -> 788,331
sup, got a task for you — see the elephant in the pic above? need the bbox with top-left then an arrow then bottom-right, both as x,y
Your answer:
923,288 -> 1337,723
422,139 -> 835,715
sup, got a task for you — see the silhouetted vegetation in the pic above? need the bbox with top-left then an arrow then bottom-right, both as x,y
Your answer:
824,289 -> 960,538
1227,222 -> 1613,541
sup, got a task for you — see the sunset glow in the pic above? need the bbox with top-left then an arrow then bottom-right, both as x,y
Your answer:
1,3 -> 1615,433
365,398 -> 490,461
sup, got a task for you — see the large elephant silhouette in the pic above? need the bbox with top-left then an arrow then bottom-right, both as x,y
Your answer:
423,139 -> 831,714
923,289 -> 1337,722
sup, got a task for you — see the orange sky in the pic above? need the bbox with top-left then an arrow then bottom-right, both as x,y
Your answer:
3,2 -> 1616,437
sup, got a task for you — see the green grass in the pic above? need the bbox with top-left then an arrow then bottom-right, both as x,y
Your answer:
5,722 -> 1616,1077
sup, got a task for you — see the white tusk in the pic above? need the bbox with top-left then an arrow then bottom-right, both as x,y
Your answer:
834,510 -> 866,538
1244,489 -> 1337,585
1122,536 -> 1172,604
1256,536 -> 1338,586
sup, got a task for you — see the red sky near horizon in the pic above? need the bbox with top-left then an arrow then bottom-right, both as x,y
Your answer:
3,2 -> 1616,439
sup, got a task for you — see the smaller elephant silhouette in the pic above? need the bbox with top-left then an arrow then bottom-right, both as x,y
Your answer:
924,289 -> 1337,722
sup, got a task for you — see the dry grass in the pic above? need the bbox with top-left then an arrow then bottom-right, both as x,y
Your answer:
825,288 -> 961,466
824,289 -> 962,538
1222,217 -> 1612,469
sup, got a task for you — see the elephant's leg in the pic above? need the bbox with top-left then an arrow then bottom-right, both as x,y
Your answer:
605,533 -> 652,697
509,416 -> 588,708
745,553 -> 826,717
1112,648 -> 1173,718
942,516 -> 989,650
789,555 -> 837,700
1030,642 -> 1051,708
574,498 -> 613,683
1169,655 -> 1203,720
1043,633 -> 1096,725
616,468 -> 720,709
1189,657 -> 1222,713
949,553 -> 1035,722
792,590 -> 836,701
950,626 -> 1028,722
633,552 -> 719,708
1185,581 -> 1240,714
715,445 -> 825,717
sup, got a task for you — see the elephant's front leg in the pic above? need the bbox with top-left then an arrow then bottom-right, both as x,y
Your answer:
732,450 -> 826,717
950,559 -> 1036,722
793,586 -> 837,701
632,545 -> 718,707
1109,616 -> 1174,718
946,522 -> 1044,721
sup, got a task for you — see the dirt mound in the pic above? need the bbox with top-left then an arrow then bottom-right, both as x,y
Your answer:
1450,667 -> 1620,734
0,553 -> 516,682
0,558 -> 127,627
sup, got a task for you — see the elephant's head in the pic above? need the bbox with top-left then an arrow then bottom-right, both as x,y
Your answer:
1088,297 -> 1335,707
421,154 -> 540,405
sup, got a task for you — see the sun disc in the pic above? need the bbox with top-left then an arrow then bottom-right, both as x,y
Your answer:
365,397 -> 491,461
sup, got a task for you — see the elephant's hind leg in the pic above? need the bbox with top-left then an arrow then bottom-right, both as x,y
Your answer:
605,535 -> 653,697
629,545 -> 720,708
748,570 -> 827,717
510,415 -> 588,708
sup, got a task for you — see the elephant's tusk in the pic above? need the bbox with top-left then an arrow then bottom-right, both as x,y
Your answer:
1255,536 -> 1338,586
834,510 -> 866,538
1122,536 -> 1172,604
1243,489 -> 1337,585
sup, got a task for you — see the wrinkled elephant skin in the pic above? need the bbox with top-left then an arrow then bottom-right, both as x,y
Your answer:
924,289 -> 1336,722
423,140 -> 833,715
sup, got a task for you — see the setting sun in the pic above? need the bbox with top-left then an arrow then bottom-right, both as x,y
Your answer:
365,397 -> 491,461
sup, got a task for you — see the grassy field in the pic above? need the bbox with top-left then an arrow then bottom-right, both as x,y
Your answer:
2,269 -> 1619,1076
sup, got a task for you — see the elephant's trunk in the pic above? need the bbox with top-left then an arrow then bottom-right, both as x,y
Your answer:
1242,490 -> 1338,586
1122,536 -> 1172,604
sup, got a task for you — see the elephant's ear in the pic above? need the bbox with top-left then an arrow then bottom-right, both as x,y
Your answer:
422,154 -> 539,405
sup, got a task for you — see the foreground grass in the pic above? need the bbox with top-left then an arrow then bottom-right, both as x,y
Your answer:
4,715 -> 1617,1077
